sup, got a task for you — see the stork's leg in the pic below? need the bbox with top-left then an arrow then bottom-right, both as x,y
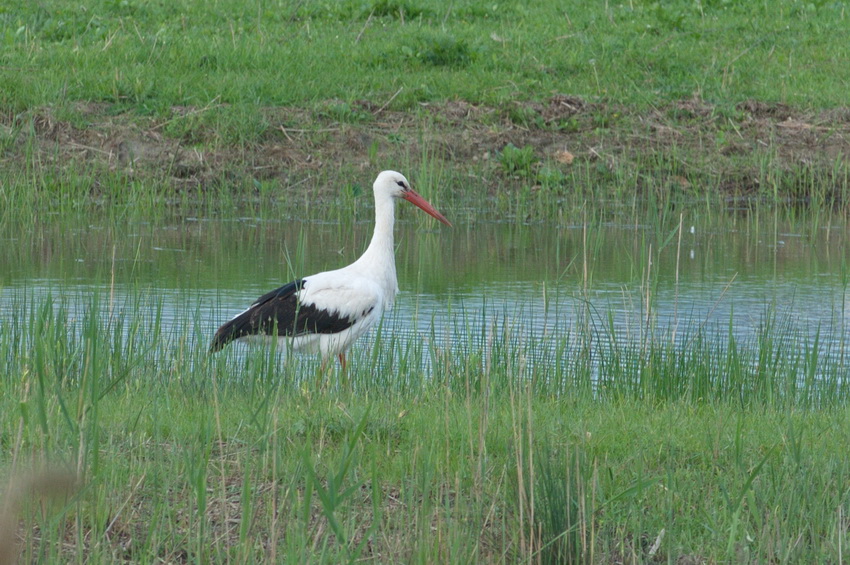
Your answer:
336,352 -> 351,389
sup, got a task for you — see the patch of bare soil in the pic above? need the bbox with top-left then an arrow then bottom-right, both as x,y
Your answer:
2,96 -> 849,201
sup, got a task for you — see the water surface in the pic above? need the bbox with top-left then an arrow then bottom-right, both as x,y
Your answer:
1,211 -> 847,371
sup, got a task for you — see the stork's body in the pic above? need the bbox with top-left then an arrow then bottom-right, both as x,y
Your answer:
209,171 -> 451,368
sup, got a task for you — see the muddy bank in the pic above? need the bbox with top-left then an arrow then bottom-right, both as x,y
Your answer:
2,96 -> 849,203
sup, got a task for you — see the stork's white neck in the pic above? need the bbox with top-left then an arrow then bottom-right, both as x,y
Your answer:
353,190 -> 399,300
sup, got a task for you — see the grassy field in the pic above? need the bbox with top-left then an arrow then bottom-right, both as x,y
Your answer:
1,0 -> 849,217
2,0 -> 850,563
2,0 -> 848,109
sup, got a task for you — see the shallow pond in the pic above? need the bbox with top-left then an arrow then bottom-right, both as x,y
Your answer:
1,209 -> 847,374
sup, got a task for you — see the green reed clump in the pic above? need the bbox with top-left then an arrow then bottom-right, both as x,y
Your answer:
4,284 -> 846,415
346,296 -> 850,409
525,443 -> 594,564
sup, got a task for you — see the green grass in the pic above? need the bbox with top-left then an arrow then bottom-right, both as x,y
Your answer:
1,285 -> 849,562
1,0 -> 848,111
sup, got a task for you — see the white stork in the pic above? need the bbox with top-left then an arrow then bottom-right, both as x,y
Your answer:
209,170 -> 452,369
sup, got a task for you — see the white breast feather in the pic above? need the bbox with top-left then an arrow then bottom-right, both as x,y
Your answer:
299,271 -> 385,322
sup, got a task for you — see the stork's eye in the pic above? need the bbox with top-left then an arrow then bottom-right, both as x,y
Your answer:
396,180 -> 406,189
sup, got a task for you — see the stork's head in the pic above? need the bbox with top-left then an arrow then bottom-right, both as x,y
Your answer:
374,170 -> 452,226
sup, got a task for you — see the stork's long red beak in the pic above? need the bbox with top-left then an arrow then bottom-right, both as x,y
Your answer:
403,190 -> 453,227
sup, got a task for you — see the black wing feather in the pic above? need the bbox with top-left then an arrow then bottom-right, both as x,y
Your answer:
209,279 -> 359,352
